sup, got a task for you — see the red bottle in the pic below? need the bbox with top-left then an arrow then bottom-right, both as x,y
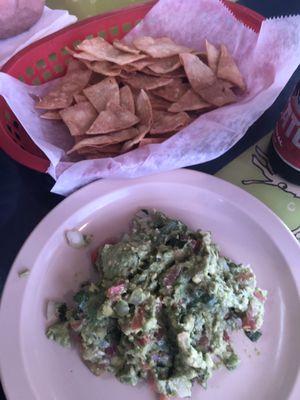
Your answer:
269,82 -> 300,184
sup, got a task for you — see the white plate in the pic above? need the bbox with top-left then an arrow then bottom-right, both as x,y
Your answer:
0,170 -> 299,400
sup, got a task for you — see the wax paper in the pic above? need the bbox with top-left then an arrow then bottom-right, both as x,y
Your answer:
0,0 -> 300,195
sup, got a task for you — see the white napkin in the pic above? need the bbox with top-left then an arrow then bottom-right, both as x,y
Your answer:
0,6 -> 77,67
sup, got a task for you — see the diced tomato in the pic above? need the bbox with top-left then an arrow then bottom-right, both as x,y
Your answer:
242,312 -> 257,331
147,373 -> 169,400
155,328 -> 164,340
237,272 -> 254,281
70,320 -> 83,331
91,247 -> 99,264
192,239 -> 202,253
131,306 -> 145,330
148,372 -> 156,391
254,290 -> 266,303
137,336 -> 150,347
105,345 -> 117,357
141,363 -> 150,372
163,265 -> 181,287
198,335 -> 210,350
223,330 -> 230,342
107,283 -> 126,299
106,237 -> 118,245
155,300 -> 163,316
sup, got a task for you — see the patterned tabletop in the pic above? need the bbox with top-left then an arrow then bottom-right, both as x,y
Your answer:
217,133 -> 300,240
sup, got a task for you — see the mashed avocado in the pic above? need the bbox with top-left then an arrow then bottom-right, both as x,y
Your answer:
46,209 -> 267,398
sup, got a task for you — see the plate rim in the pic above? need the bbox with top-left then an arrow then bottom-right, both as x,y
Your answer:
0,169 -> 299,400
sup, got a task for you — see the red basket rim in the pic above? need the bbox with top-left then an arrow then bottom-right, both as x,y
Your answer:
0,0 -> 264,172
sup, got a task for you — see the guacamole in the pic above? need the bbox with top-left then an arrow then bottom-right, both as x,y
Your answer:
46,209 -> 267,398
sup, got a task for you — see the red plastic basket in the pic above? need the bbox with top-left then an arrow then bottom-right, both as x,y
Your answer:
0,0 -> 264,172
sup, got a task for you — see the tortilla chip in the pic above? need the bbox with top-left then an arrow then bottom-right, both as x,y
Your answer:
164,68 -> 187,79
141,66 -> 186,79
74,93 -> 87,104
36,60 -> 92,110
89,73 -> 104,86
76,143 -> 122,155
123,58 -> 155,72
199,79 -> 237,107
139,68 -> 162,77
121,90 -> 153,152
40,110 -> 62,120
120,85 -> 135,114
76,147 -> 94,155
168,89 -> 210,112
133,36 -> 191,58
193,51 -> 208,62
140,137 -> 165,146
150,110 -> 191,134
163,68 -> 188,82
113,40 -> 140,54
59,102 -> 97,136
120,71 -> 173,90
85,152 -> 120,159
65,46 -> 76,55
65,47 -> 96,62
205,40 -> 220,73
35,91 -> 73,110
64,46 -> 80,57
63,60 -> 92,90
67,127 -> 139,153
77,37 -> 145,66
72,51 -> 98,62
148,132 -> 177,139
83,77 -> 120,112
152,80 -> 190,102
83,60 -> 122,76
180,53 -> 216,94
148,56 -> 181,74
96,144 -> 122,153
87,103 -> 139,134
60,77 -> 90,96
73,135 -> 87,144
148,92 -> 172,111
217,44 -> 246,91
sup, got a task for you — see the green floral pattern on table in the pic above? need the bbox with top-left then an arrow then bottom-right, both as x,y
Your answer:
217,133 -> 300,241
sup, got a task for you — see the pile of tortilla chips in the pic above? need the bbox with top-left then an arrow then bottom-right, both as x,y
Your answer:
36,36 -> 246,159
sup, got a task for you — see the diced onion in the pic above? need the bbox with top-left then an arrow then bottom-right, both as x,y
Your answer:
65,229 -> 91,249
46,300 -> 57,321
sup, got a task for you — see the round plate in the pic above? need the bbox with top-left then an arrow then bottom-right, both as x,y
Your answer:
0,170 -> 299,400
